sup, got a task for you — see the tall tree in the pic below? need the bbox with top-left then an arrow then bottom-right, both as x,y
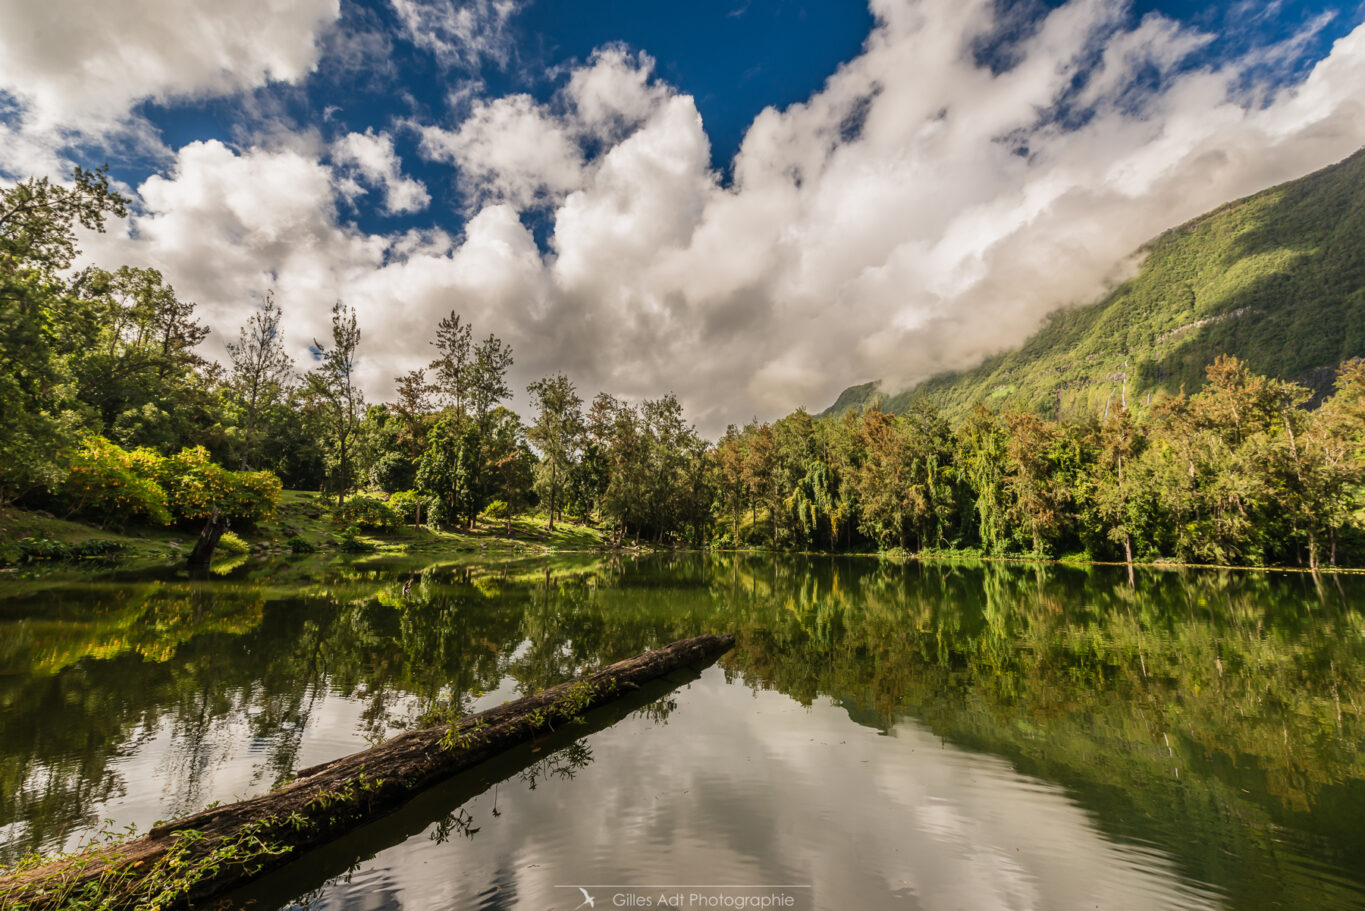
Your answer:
227,291 -> 294,469
429,311 -> 472,422
468,333 -> 514,434
484,407 -> 536,534
527,374 -> 585,531
957,405 -> 1010,555
308,302 -> 364,506
1088,407 -> 1146,572
416,414 -> 481,528
0,167 -> 127,501
715,425 -> 747,545
393,368 -> 434,458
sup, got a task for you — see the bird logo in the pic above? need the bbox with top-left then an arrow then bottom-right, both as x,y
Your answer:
574,887 -> 596,909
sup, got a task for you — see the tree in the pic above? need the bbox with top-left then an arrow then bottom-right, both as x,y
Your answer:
1087,407 -> 1147,572
527,374 -> 584,531
742,422 -> 779,547
468,333 -> 514,434
307,302 -> 364,506
227,292 -> 294,469
0,166 -> 128,502
484,407 -> 536,534
416,414 -> 481,528
957,405 -> 1010,555
1269,364 -> 1364,569
715,425 -> 747,545
1002,411 -> 1068,556
429,311 -> 472,422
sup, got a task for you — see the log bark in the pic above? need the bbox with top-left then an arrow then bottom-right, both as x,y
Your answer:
0,634 -> 733,910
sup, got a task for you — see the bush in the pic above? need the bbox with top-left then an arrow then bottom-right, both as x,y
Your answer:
216,531 -> 249,555
333,496 -> 397,531
482,499 -> 509,520
287,534 -> 316,554
61,437 -> 171,528
334,525 -> 374,553
12,536 -> 128,562
388,489 -> 434,525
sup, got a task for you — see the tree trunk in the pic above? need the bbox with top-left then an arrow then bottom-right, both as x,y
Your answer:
187,508 -> 228,566
1124,533 -> 1135,587
548,464 -> 557,531
0,635 -> 735,911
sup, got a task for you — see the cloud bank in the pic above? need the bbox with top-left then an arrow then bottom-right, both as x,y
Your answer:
38,0 -> 1365,434
0,0 -> 340,172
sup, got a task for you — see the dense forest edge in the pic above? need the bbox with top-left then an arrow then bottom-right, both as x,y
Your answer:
3,164 -> 1365,571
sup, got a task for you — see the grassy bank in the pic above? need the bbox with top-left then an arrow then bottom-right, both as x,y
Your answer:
0,490 -> 609,573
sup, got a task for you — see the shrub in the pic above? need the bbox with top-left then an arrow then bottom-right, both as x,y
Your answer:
482,499 -> 509,520
216,531 -> 249,555
12,536 -> 128,562
333,495 -> 397,531
334,525 -> 374,552
287,534 -> 316,554
61,437 -> 171,528
388,489 -> 434,525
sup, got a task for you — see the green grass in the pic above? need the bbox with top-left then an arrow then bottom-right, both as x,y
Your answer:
253,490 -> 608,556
824,146 -> 1365,422
0,508 -> 186,567
1,490 -> 610,574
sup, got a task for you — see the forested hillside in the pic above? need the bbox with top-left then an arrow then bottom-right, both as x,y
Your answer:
826,146 -> 1365,421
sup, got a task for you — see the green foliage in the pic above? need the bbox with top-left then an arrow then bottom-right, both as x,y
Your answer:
416,416 -> 484,528
307,302 -> 365,505
59,437 -> 172,528
150,446 -> 281,525
286,534 -> 316,554
387,489 -> 434,525
334,525 -> 374,552
0,167 -> 129,504
369,450 -> 415,493
216,531 -> 249,555
10,536 -> 127,563
332,495 -> 398,531
726,357 -> 1365,566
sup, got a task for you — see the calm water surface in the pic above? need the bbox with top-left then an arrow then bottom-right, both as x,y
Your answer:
1,555 -> 1363,910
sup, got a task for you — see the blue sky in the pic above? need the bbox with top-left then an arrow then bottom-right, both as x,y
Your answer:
2,0 -> 1363,428
118,0 -> 1360,240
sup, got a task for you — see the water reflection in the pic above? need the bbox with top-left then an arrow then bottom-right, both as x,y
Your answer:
0,556 -> 1363,910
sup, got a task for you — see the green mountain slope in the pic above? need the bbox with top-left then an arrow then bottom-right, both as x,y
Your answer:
825,147 -> 1365,421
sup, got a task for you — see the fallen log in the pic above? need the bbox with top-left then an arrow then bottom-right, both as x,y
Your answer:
0,634 -> 734,911
224,664 -> 711,910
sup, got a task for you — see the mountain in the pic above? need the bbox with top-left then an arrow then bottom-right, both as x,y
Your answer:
823,147 -> 1365,422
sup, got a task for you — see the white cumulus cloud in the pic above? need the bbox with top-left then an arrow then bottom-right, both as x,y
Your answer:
388,0 -> 521,70
332,129 -> 430,215
66,0 -> 1365,435
0,0 -> 339,172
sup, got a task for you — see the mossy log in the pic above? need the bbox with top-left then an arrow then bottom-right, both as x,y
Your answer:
0,634 -> 734,910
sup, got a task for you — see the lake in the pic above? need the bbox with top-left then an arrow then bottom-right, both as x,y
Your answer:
1,555 -> 1363,910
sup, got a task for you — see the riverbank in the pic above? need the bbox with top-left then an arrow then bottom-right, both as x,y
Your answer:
0,491 -> 611,574
6,495 -> 1363,577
